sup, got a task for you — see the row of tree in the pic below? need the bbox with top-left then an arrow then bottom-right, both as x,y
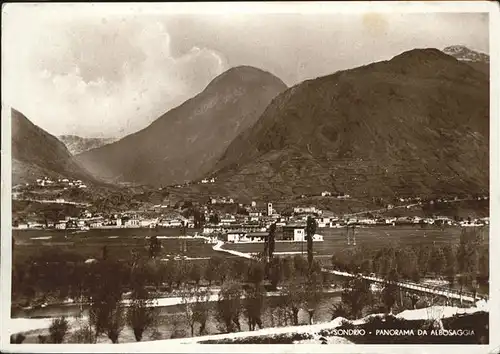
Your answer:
329,227 -> 488,294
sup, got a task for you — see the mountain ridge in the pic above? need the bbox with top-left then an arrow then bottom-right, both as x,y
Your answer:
208,48 -> 489,200
76,65 -> 287,186
11,109 -> 95,185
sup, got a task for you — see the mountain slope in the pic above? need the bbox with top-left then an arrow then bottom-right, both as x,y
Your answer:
76,66 -> 287,186
443,45 -> 489,75
211,48 -> 489,200
11,109 -> 94,184
59,135 -> 116,155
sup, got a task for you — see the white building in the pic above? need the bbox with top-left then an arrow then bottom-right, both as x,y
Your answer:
321,191 -> 332,197
125,218 -> 141,228
55,222 -> 66,230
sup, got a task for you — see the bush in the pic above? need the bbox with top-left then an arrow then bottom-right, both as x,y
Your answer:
49,317 -> 70,343
70,324 -> 94,343
10,333 -> 26,344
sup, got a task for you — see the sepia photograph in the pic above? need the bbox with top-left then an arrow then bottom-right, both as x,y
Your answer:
1,1 -> 498,352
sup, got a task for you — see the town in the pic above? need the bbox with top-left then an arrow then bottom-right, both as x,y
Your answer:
13,177 -> 489,237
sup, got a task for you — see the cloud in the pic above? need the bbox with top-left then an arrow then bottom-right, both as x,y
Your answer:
2,9 -> 227,137
2,5 -> 488,138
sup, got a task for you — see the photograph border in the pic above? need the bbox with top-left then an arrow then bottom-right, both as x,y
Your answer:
1,1 -> 499,353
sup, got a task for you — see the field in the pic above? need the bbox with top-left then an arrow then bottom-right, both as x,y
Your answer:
223,225 -> 489,255
13,225 -> 489,264
12,228 -> 230,263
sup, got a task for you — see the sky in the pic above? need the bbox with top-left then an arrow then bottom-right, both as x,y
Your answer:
1,3 -> 490,138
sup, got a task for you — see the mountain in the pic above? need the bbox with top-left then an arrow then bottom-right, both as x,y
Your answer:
210,48 -> 489,201
59,135 -> 116,155
76,66 -> 287,186
11,109 -> 94,185
443,45 -> 489,75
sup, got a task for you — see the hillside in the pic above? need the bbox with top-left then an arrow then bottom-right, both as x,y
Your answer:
443,45 -> 489,75
209,48 -> 489,201
11,109 -> 95,185
59,135 -> 116,155
76,66 -> 287,186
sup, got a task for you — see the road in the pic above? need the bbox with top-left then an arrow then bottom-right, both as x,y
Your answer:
344,197 -> 482,217
13,198 -> 91,207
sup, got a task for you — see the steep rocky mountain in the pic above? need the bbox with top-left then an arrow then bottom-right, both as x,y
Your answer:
443,45 -> 489,75
59,135 -> 116,155
11,109 -> 94,185
210,48 -> 489,201
76,66 -> 287,186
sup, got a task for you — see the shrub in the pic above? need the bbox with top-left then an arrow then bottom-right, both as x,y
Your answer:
49,317 -> 70,344
10,333 -> 26,344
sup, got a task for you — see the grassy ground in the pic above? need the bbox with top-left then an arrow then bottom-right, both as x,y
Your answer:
223,225 -> 489,255
12,228 -> 226,262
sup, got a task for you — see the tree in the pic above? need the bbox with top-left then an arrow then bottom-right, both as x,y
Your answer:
127,274 -> 158,342
162,260 -> 178,289
268,258 -> 283,290
188,263 -> 202,286
429,247 -> 446,275
71,323 -> 94,343
192,288 -> 211,336
243,284 -> 265,331
230,258 -> 249,281
102,246 -> 108,261
305,275 -> 323,324
206,256 -> 227,285
49,317 -> 70,344
341,276 -> 372,319
293,255 -> 308,277
105,305 -> 125,343
193,209 -> 206,229
456,228 -> 480,300
216,281 -> 243,333
281,278 -> 306,325
209,214 -> 220,224
306,216 -> 317,273
268,223 -> 277,262
148,236 -> 162,259
87,260 -> 126,343
381,269 -> 399,314
247,261 -> 265,286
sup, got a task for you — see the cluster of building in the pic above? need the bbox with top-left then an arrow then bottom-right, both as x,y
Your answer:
31,177 -> 88,189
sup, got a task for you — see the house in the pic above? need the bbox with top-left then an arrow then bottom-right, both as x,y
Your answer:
317,217 -> 333,228
90,221 -> 103,228
16,223 -> 28,230
226,231 -> 246,243
282,225 -> 306,241
125,218 -> 140,228
243,232 -> 269,242
140,219 -> 157,228
321,191 -> 331,197
28,222 -> 44,229
293,206 -> 320,215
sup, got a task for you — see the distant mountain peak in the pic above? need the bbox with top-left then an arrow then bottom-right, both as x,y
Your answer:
390,48 -> 455,63
205,65 -> 286,92
443,45 -> 489,63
